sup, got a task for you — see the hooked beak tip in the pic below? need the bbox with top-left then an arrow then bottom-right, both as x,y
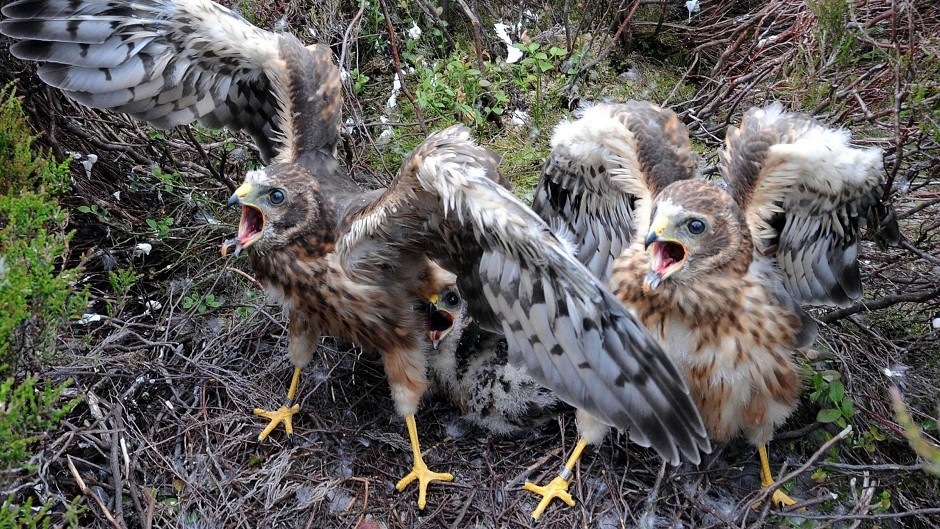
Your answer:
644,270 -> 662,291
226,194 -> 241,208
644,231 -> 661,250
221,238 -> 242,257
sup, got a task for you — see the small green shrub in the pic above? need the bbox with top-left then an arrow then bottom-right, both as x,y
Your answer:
411,53 -> 509,127
0,376 -> 80,470
0,84 -> 87,527
146,216 -> 175,238
513,42 -> 566,128
808,0 -> 856,67
0,495 -> 84,528
0,87 -> 86,367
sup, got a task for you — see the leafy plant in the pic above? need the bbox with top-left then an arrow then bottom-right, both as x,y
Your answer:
151,164 -> 185,194
513,42 -> 565,128
0,496 -> 67,529
183,292 -> 222,314
0,377 -> 80,470
146,216 -> 174,238
808,0 -> 856,68
75,203 -> 109,220
235,289 -> 262,319
410,52 -> 509,127
109,268 -> 139,297
810,370 -> 854,427
809,369 -> 891,453
349,68 -> 371,95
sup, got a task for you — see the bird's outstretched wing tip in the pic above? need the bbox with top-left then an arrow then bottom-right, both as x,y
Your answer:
0,0 -> 303,164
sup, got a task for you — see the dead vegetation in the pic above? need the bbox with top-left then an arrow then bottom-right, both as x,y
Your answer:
1,0 -> 938,527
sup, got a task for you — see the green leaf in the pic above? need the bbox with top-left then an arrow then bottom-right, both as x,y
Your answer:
817,408 -> 842,423
829,380 -> 845,403
840,398 -> 854,418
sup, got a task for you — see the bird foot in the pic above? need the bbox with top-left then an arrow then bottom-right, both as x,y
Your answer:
395,456 -> 453,509
523,474 -> 575,519
772,489 -> 798,508
253,404 -> 301,441
756,444 -> 803,510
752,486 -> 801,510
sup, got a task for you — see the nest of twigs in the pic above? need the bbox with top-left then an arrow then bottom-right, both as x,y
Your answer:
2,0 -> 938,527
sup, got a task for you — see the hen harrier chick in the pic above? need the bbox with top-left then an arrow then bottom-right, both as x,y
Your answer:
2,1 -> 710,509
534,100 -> 891,512
425,283 -> 565,435
524,101 -> 700,517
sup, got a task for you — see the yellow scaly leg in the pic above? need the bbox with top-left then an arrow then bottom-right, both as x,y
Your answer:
395,414 -> 454,509
758,444 -> 798,507
253,366 -> 302,441
523,438 -> 590,519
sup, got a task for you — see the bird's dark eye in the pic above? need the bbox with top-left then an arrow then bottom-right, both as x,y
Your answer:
687,219 -> 706,235
444,291 -> 460,307
270,189 -> 285,204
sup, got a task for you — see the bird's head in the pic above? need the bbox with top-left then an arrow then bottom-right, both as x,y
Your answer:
425,286 -> 468,350
221,163 -> 326,256
643,180 -> 751,290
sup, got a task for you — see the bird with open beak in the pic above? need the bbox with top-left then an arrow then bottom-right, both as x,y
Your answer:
222,181 -> 269,258
532,101 -> 892,514
643,205 -> 697,291
426,286 -> 466,350
424,285 -> 565,436
1,0 -> 714,512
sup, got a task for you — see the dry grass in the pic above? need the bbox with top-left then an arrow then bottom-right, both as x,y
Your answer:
1,0 -> 938,527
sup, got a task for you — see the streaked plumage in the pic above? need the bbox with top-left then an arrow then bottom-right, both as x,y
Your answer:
535,100 -> 893,508
2,0 -> 710,509
425,284 -> 565,436
519,101 -> 705,518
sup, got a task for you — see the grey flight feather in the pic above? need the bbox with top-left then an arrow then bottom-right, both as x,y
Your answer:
720,103 -> 886,307
0,0 -> 342,164
341,126 -> 710,465
532,101 -> 699,280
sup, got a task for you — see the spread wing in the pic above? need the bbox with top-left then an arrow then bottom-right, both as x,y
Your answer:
341,126 -> 710,465
532,101 -> 699,279
0,0 -> 342,164
721,103 -> 885,307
